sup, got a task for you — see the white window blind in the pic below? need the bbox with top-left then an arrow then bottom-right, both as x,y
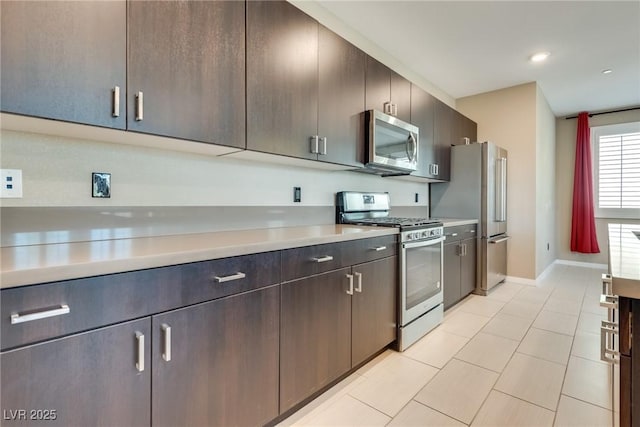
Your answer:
593,122 -> 640,219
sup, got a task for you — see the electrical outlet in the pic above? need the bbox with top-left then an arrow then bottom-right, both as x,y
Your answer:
92,172 -> 111,198
293,187 -> 301,203
0,169 -> 23,198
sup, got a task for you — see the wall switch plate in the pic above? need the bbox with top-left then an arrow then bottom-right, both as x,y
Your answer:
293,187 -> 301,203
92,172 -> 111,198
0,169 -> 23,198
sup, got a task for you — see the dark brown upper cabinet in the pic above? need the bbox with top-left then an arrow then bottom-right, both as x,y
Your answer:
246,1 -> 319,160
454,109 -> 479,147
410,85 -> 437,179
433,99 -> 454,181
247,2 -> 365,167
365,56 -> 412,123
0,1 -> 126,129
128,1 -> 245,148
317,26 -> 366,167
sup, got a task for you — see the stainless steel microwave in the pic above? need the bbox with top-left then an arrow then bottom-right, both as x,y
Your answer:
365,110 -> 419,175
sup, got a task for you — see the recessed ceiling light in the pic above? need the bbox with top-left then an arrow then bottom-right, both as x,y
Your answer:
530,51 -> 550,63
602,69 -> 613,74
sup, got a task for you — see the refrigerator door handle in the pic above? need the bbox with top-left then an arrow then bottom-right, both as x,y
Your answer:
495,157 -> 507,222
489,235 -> 510,244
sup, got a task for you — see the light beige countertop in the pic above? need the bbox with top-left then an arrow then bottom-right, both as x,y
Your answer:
437,218 -> 479,227
0,225 -> 398,289
609,223 -> 640,299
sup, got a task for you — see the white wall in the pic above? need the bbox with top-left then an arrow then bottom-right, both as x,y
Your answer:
0,130 -> 429,208
535,86 -> 557,276
457,83 -> 538,280
555,109 -> 640,265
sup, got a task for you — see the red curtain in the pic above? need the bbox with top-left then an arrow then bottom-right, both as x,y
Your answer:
570,112 -> 600,253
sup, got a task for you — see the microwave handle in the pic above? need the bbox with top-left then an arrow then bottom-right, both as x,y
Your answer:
406,133 -> 417,161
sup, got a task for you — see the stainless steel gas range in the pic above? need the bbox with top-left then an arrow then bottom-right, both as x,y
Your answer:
336,191 -> 445,351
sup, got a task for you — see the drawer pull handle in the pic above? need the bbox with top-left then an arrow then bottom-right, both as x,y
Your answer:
373,246 -> 387,252
161,324 -> 171,362
213,272 -> 246,283
600,294 -> 618,310
601,320 -> 619,364
136,332 -> 145,372
10,304 -> 70,325
354,272 -> 363,293
602,273 -> 612,296
346,274 -> 354,295
312,255 -> 333,263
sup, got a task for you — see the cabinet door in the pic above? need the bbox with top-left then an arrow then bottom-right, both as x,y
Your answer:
352,256 -> 397,367
1,318 -> 151,427
152,286 -> 279,427
390,71 -> 412,123
128,1 -> 245,148
434,99 -> 454,181
0,1 -> 126,128
410,85 -> 436,178
443,242 -> 461,310
247,0 -> 318,159
280,268 -> 352,412
365,56 -> 391,114
460,238 -> 477,297
318,26 -> 365,167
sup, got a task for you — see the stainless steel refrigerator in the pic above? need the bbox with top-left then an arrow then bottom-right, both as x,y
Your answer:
430,142 -> 509,294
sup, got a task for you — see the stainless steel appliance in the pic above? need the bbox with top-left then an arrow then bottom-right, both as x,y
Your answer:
336,191 -> 444,351
364,110 -> 419,175
430,142 -> 509,294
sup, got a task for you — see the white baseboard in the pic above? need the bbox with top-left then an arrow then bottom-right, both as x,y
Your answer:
555,259 -> 608,270
504,276 -> 536,286
505,258 -> 606,287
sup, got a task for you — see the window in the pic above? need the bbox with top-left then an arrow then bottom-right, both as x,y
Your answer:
592,121 -> 640,219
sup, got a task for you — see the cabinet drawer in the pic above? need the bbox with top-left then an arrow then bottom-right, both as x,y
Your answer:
1,251 -> 280,350
348,235 -> 398,265
282,241 -> 350,282
444,224 -> 477,242
180,251 -> 281,302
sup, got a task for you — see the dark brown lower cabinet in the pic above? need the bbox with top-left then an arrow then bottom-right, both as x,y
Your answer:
280,268 -> 353,413
152,285 -> 280,427
351,256 -> 397,367
443,225 -> 477,310
0,318 -> 151,427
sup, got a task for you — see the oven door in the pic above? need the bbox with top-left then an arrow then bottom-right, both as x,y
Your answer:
400,236 -> 445,326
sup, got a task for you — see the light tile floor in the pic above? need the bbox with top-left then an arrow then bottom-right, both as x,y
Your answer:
279,264 -> 614,426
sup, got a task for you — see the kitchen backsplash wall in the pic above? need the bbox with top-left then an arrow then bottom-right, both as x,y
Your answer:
0,130 -> 429,245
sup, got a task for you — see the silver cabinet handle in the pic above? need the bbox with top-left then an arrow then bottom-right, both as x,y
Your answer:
354,272 -> 363,293
135,91 -> 144,121
312,255 -> 333,263
373,246 -> 387,252
11,304 -> 70,325
213,272 -> 246,283
161,323 -> 171,362
320,137 -> 327,155
383,102 -> 392,115
392,103 -> 398,116
112,86 -> 120,117
602,273 -> 612,296
600,294 -> 618,310
489,236 -> 511,244
135,332 -> 145,372
451,233 -> 458,237
601,320 -> 619,364
310,135 -> 319,154
346,274 -> 354,295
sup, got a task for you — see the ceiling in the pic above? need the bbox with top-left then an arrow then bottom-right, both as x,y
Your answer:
316,1 -> 640,117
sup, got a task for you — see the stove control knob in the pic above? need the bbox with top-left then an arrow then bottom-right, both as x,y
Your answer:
422,231 -> 429,239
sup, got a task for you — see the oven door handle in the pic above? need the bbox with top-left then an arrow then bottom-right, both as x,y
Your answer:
402,236 -> 445,249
